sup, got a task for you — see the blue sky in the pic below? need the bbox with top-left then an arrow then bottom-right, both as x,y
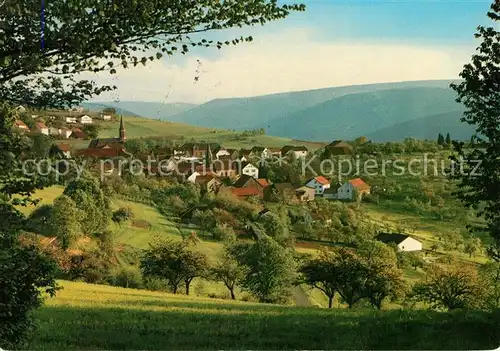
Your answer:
93,0 -> 494,103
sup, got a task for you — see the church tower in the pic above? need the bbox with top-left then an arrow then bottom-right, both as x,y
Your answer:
119,115 -> 126,142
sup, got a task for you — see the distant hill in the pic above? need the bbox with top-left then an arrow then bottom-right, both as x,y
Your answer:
265,86 -> 464,141
365,111 -> 474,142
82,102 -> 140,117
170,80 -> 457,131
84,101 -> 196,119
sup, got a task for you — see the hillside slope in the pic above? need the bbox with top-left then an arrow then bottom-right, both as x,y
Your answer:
31,281 -> 499,350
265,87 -> 463,141
365,111 -> 474,141
169,80 -> 457,131
85,101 -> 196,119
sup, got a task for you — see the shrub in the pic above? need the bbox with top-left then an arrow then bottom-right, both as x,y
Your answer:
112,207 -> 133,225
114,267 -> 143,289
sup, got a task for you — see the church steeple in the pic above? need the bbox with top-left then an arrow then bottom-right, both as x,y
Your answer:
119,115 -> 126,142
205,143 -> 213,170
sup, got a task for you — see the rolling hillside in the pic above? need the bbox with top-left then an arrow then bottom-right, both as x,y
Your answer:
31,281 -> 499,350
265,87 -> 464,141
365,111 -> 475,142
168,80 -> 457,132
84,101 -> 196,119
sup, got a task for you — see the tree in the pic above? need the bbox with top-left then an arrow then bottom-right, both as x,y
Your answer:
28,133 -> 54,158
1,1 -> 304,109
300,250 -> 338,308
63,175 -> 111,235
258,211 -> 290,245
398,251 -> 425,270
210,249 -> 245,300
229,236 -> 297,303
192,209 -> 216,236
50,195 -> 82,249
450,0 -> 500,253
437,133 -> 445,146
82,124 -> 99,139
141,237 -> 208,295
0,104 -> 58,348
445,132 -> 451,145
212,223 -> 237,243
112,207 -> 133,225
464,237 -> 483,258
479,262 -> 500,309
411,263 -> 481,310
102,107 -> 117,115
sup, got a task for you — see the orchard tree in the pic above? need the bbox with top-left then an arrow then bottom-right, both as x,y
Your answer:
0,104 -> 58,348
479,262 -> 500,308
50,195 -> 82,249
229,236 -> 297,304
300,250 -> 339,308
210,249 -> 245,300
450,0 -> 500,255
1,0 -> 304,109
63,175 -> 111,235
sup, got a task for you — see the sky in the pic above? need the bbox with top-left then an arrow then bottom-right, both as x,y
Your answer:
89,0 -> 495,104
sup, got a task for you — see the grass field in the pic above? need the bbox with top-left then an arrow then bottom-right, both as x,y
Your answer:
96,116 -> 324,149
29,280 -> 500,350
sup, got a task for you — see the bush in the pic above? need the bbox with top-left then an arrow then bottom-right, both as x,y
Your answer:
114,267 -> 143,289
212,223 -> 237,242
112,207 -> 133,225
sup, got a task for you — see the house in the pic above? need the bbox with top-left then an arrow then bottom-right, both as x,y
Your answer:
214,147 -> 231,159
282,145 -> 308,159
376,233 -> 423,252
60,128 -> 73,139
54,143 -> 72,158
195,174 -> 222,194
240,162 -> 259,179
49,127 -> 61,136
323,183 -> 342,200
70,128 -> 87,139
212,159 -> 238,178
337,178 -> 371,200
78,115 -> 93,124
324,140 -> 354,156
74,147 -> 129,158
256,178 -> 270,188
31,114 -> 39,119
182,143 -> 218,159
239,149 -> 252,162
13,120 -> 30,132
250,147 -> 272,159
295,185 -> 316,202
101,114 -> 112,121
187,172 -> 200,184
225,187 -> 262,200
88,115 -> 126,148
65,116 -> 77,123
233,174 -> 265,198
305,176 -> 331,196
36,122 -> 49,135
267,148 -> 282,158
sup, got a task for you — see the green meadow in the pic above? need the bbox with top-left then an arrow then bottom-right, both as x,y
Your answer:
29,280 -> 500,350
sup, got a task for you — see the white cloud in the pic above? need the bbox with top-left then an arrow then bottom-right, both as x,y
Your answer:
88,27 -> 474,104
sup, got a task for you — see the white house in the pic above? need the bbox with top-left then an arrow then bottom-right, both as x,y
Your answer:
337,178 -> 371,201
16,105 -> 27,113
78,115 -> 93,124
101,114 -> 112,121
241,162 -> 259,179
49,127 -> 61,136
36,122 -> 49,136
305,176 -> 331,196
282,146 -> 308,159
69,106 -> 84,113
215,148 -> 231,159
376,233 -> 423,252
60,128 -> 73,138
186,172 -> 199,183
65,116 -> 77,123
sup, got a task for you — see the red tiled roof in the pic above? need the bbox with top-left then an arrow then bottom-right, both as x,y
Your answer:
36,121 -> 48,129
14,120 -> 28,128
230,187 -> 261,197
257,178 -> 269,187
349,178 -> 370,190
314,176 -> 330,185
57,143 -> 71,152
74,148 -> 127,158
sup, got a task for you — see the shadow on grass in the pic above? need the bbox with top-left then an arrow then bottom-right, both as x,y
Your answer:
31,304 -> 500,350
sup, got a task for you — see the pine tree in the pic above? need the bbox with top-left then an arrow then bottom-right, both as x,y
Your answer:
437,133 -> 445,145
445,133 -> 451,145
